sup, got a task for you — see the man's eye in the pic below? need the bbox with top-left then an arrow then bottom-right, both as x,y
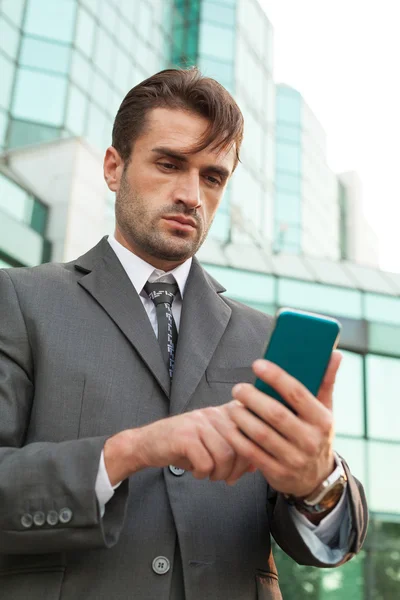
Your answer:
206,175 -> 221,186
159,162 -> 177,170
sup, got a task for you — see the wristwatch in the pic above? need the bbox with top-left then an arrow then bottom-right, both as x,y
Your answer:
285,452 -> 348,515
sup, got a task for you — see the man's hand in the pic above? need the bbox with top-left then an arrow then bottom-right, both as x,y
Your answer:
208,351 -> 342,498
104,406 -> 253,486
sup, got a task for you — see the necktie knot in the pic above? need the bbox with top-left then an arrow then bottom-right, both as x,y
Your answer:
144,281 -> 179,307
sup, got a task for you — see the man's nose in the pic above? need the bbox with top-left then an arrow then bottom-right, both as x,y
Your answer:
173,172 -> 202,210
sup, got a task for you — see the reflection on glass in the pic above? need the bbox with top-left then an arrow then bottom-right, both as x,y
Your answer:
0,16 -> 20,61
24,0 -> 77,43
333,351 -> 365,436
199,22 -> 234,62
202,1 -> 236,28
278,278 -> 363,319
0,174 -> 29,222
75,7 -> 96,58
366,354 -> 400,441
66,85 -> 87,136
367,440 -> 400,513
203,265 -> 275,304
13,69 -> 67,125
1,0 -> 25,28
0,53 -> 14,111
20,36 -> 71,75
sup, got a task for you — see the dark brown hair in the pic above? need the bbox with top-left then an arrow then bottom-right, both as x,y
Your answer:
112,67 -> 244,168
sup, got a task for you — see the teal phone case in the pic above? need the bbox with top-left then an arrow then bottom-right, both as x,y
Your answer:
255,308 -> 341,413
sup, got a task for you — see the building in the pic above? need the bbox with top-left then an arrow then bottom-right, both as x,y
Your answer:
338,171 -> 380,268
275,84 -> 340,260
0,1 -> 399,598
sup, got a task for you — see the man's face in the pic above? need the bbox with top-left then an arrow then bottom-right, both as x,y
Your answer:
104,107 -> 235,270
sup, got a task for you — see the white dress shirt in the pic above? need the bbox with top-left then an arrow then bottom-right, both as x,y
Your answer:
95,234 -> 351,562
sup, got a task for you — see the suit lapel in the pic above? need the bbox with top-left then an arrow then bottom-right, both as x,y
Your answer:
75,237 -> 171,397
170,258 -> 231,414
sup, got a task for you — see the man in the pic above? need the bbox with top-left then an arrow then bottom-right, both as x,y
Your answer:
0,68 -> 367,600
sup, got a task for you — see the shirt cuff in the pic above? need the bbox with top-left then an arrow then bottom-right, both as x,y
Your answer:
95,450 -> 122,518
288,488 -> 352,563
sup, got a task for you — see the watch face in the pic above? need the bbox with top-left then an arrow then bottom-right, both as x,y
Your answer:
319,482 -> 345,510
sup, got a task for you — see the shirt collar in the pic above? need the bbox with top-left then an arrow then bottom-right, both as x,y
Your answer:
107,234 -> 192,299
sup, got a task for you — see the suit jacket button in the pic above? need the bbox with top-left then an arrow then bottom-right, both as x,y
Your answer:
47,510 -> 59,526
169,465 -> 185,476
152,556 -> 170,575
21,513 -> 33,529
59,508 -> 73,524
33,511 -> 46,527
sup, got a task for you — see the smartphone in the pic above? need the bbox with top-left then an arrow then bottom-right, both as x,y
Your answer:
255,308 -> 341,413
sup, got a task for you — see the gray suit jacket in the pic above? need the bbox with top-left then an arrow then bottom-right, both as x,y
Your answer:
0,237 -> 368,600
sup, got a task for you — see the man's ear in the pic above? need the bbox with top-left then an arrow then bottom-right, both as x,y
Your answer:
104,146 -> 124,192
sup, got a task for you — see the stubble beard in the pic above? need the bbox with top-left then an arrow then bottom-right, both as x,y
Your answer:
115,174 -> 213,263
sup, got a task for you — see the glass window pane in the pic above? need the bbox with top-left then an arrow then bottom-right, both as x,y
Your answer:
275,191 -> 301,224
86,103 -> 107,150
0,15 -> 20,60
199,22 -> 234,62
0,207 -> 43,266
66,84 -> 87,136
20,36 -> 71,75
276,172 -> 301,194
31,200 -> 48,235
1,0 -> 25,27
13,68 -> 67,126
198,55 -> 233,87
209,212 -> 230,243
368,440 -> 400,514
91,70 -> 112,112
366,355 -> 400,441
365,292 -> 400,325
0,173 -> 29,221
202,265 -> 275,304
369,322 -> 400,357
334,437 -> 367,490
201,1 -> 236,27
278,278 -> 363,319
276,122 -> 301,144
0,109 -> 7,148
70,50 -> 93,94
276,142 -> 301,173
93,27 -> 114,78
0,53 -> 14,110
333,350 -> 365,436
75,7 -> 96,58
276,86 -> 302,124
24,0 -> 77,43
8,118 -> 60,149
138,1 -> 153,40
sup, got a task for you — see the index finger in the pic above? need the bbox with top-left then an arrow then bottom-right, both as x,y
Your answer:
251,359 -> 331,426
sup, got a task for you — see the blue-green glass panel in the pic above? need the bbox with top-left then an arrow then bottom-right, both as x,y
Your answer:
75,7 -> 96,58
85,102 -> 107,150
209,211 -> 230,243
199,22 -> 234,62
0,53 -> 14,111
24,0 -> 77,43
138,1 -> 153,40
278,278 -> 363,319
276,172 -> 301,194
198,55 -> 233,87
201,0 -> 236,27
93,27 -> 114,78
13,68 -> 67,125
65,84 -> 87,136
0,207 -> 43,267
276,141 -> 301,173
1,0 -> 25,28
365,292 -> 400,325
275,191 -> 301,224
368,440 -> 400,514
0,172 -> 29,222
366,354 -> 400,442
31,199 -> 48,235
0,109 -> 7,148
0,15 -> 20,60
369,321 -> 400,357
20,36 -> 71,75
8,118 -> 60,148
276,87 -> 302,125
202,265 -> 275,304
274,224 -> 301,250
333,350 -> 365,436
70,50 -> 93,93
276,122 -> 301,144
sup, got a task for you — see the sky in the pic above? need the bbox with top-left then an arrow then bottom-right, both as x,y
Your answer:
261,0 -> 400,272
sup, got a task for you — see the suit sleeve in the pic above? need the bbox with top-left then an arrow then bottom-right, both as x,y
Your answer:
267,459 -> 368,567
0,269 -> 129,554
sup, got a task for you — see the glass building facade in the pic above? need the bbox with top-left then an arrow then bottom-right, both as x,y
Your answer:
1,1 -> 399,598
275,84 -> 340,260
